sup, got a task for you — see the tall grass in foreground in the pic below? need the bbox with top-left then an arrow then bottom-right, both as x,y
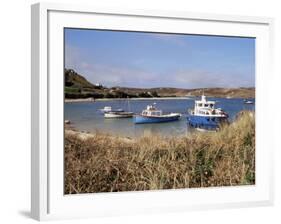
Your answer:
64,111 -> 255,194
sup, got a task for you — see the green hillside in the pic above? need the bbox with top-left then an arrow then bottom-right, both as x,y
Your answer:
65,69 -> 95,88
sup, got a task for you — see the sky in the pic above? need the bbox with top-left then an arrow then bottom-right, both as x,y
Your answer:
65,28 -> 255,89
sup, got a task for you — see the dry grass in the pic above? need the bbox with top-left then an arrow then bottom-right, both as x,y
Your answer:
64,111 -> 255,194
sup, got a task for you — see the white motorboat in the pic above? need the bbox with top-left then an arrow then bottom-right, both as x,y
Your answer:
104,111 -> 134,118
100,106 -> 124,113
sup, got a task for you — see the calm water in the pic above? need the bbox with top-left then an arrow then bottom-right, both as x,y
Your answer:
65,97 -> 255,137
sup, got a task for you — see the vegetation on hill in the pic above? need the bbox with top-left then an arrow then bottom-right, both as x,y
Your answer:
65,69 -> 95,88
64,111 -> 255,194
64,68 -> 255,99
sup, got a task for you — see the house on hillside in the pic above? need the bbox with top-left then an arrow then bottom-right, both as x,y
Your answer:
95,83 -> 102,87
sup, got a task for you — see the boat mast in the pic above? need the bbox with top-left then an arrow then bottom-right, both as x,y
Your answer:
127,96 -> 131,112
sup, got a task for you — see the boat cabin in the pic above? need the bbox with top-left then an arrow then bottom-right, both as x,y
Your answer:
142,105 -> 163,117
103,106 -> 112,111
194,95 -> 216,115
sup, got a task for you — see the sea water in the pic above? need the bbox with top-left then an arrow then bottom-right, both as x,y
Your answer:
64,97 -> 255,137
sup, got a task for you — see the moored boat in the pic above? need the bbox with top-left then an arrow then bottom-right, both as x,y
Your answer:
100,106 -> 124,113
134,104 -> 181,124
104,111 -> 134,118
243,99 -> 254,104
187,95 -> 228,130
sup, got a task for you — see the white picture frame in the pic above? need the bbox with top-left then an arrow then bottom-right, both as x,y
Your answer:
31,2 -> 274,221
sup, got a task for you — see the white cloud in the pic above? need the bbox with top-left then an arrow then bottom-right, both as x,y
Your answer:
148,33 -> 188,47
78,63 -> 159,88
171,70 -> 254,88
65,44 -> 254,89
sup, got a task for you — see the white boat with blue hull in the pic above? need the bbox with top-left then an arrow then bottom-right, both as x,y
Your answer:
134,104 -> 181,124
187,95 -> 228,130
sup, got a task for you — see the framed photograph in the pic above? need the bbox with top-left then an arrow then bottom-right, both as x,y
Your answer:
31,2 -> 274,221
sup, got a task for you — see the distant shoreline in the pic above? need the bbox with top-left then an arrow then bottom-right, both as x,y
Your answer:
64,96 -> 194,103
64,96 -> 254,103
65,69 -> 255,101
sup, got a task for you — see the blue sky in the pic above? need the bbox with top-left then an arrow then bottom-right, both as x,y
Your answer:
65,28 -> 255,89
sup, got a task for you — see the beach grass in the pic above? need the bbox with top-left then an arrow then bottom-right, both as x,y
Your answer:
64,111 -> 255,194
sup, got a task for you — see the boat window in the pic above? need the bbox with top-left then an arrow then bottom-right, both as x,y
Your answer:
151,111 -> 160,116
204,104 -> 209,107
210,104 -> 214,108
198,103 -> 202,107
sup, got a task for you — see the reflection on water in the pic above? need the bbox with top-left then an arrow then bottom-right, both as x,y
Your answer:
64,98 -> 255,137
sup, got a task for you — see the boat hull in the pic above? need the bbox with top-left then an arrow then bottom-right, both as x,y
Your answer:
134,114 -> 180,124
100,109 -> 124,113
104,112 -> 134,118
187,115 -> 227,130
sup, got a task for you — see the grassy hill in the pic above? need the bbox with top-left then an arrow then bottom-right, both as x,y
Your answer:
116,87 -> 255,98
64,68 -> 255,99
65,69 -> 95,88
64,69 -> 105,99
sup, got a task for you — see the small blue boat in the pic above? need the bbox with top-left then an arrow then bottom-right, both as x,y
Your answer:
134,104 -> 181,124
187,95 -> 228,130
